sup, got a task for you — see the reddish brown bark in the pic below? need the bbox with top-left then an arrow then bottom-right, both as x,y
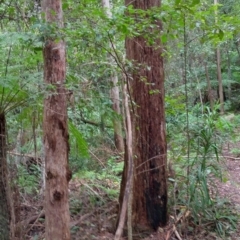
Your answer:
120,0 -> 168,231
42,0 -> 71,239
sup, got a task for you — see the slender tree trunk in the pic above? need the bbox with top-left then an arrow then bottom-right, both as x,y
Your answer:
226,46 -> 232,99
234,39 -> 240,59
214,0 -> 224,114
216,48 -> 224,114
119,0 -> 168,231
42,0 -> 71,239
205,63 -> 214,111
115,83 -> 133,240
0,113 -> 15,239
111,76 -> 124,153
102,0 -> 124,153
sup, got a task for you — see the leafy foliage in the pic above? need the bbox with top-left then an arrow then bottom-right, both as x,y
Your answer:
168,105 -> 238,237
0,0 -> 240,237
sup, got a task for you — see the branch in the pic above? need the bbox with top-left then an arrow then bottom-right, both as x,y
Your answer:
80,117 -> 112,128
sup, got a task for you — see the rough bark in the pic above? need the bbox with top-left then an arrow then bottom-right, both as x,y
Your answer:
42,0 -> 71,239
0,113 -> 15,239
119,0 -> 168,231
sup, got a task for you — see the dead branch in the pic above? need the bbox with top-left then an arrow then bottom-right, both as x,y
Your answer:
70,213 -> 93,228
26,210 -> 45,234
15,210 -> 45,234
173,225 -> 182,240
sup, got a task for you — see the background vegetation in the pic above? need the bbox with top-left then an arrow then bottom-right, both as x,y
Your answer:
1,0 -> 240,239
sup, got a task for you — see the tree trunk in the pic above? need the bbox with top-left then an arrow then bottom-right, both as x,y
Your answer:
205,63 -> 214,111
214,0 -> 224,114
0,113 -> 15,239
120,0 -> 168,231
114,83 -> 133,240
226,45 -> 232,99
216,48 -> 224,114
111,75 -> 124,153
42,0 -> 71,239
102,0 -> 124,153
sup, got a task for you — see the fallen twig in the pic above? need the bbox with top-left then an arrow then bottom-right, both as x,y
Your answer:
70,213 -> 93,227
173,225 -> 182,240
25,210 -> 45,234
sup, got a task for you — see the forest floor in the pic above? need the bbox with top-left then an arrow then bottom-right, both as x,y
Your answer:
20,141 -> 240,240
212,141 -> 240,240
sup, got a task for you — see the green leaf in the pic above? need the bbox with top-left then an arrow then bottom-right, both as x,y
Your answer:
175,0 -> 181,5
191,0 -> 200,6
62,2 -> 69,10
161,33 -> 168,43
33,47 -> 43,52
69,121 -> 89,158
218,29 -> 224,40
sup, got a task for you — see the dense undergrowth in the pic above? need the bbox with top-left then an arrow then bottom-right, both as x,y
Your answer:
15,105 -> 240,239
167,106 -> 239,238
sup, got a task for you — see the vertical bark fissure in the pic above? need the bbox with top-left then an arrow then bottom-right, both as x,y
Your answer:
119,0 -> 168,231
131,43 -> 167,229
42,0 -> 71,239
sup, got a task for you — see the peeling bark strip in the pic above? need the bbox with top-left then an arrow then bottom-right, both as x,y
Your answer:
119,0 -> 168,231
42,0 -> 71,239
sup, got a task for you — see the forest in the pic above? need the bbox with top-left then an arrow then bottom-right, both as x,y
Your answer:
0,0 -> 240,239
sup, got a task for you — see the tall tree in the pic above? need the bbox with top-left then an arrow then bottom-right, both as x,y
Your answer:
42,0 -> 71,239
119,0 -> 168,232
101,0 -> 124,153
214,0 -> 224,114
205,62 -> 214,111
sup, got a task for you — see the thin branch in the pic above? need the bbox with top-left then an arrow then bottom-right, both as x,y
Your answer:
107,33 -> 135,115
80,115 -> 112,129
89,149 -> 106,168
136,163 -> 166,176
135,154 -> 167,169
183,13 -> 190,200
